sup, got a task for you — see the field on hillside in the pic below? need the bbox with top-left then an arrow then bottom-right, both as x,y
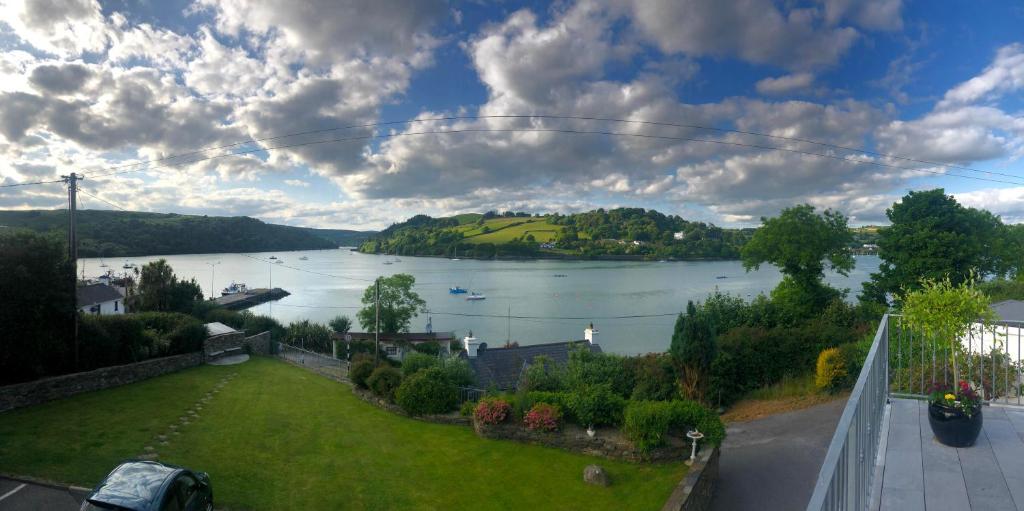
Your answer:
0,357 -> 685,510
461,217 -> 561,244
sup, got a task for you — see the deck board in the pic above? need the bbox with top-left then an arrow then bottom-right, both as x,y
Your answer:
872,399 -> 1024,511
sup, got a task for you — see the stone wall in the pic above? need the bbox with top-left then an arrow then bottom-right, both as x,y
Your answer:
661,446 -> 720,511
204,331 -> 271,356
474,421 -> 689,463
0,352 -> 203,413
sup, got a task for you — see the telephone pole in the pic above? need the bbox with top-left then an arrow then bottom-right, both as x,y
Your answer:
206,261 -> 220,300
61,172 -> 82,369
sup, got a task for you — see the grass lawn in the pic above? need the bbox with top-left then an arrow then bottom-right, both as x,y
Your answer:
0,357 -> 685,510
720,373 -> 847,423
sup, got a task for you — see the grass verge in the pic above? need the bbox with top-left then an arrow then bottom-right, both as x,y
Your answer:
721,373 -> 848,423
0,357 -> 684,510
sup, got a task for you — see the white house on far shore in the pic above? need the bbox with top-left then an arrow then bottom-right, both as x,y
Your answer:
77,283 -> 125,315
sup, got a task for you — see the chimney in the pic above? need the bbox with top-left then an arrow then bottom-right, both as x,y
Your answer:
584,322 -> 598,345
464,331 -> 481,357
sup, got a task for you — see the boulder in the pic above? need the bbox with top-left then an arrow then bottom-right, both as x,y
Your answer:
583,464 -> 610,487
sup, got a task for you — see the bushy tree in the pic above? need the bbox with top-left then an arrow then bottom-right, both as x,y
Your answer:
742,204 -> 853,317
670,301 -> 717,401
357,274 -> 426,333
863,189 -> 1011,304
521,355 -> 565,392
132,259 -> 203,313
567,383 -> 626,428
565,349 -> 633,397
401,352 -> 438,377
439,356 -> 475,387
328,315 -> 352,335
367,365 -> 403,402
395,367 -> 458,416
285,320 -> 334,353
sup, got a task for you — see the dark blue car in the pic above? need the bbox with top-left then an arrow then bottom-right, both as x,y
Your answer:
80,460 -> 213,511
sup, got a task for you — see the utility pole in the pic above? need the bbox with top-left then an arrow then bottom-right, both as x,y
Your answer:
61,172 -> 82,369
206,261 -> 220,300
507,304 -> 511,344
374,277 -> 380,362
268,258 -> 273,316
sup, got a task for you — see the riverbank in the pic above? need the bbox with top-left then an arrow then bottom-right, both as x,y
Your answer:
355,248 -> 739,263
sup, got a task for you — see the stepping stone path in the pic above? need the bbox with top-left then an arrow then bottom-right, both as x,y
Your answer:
140,372 -> 238,460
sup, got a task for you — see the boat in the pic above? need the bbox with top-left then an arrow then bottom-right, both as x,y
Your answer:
122,261 -> 136,269
466,292 -> 486,301
382,260 -> 393,265
552,274 -> 567,278
99,260 -> 108,268
221,282 -> 248,296
716,275 -> 728,279
275,260 -> 284,264
269,256 -> 278,260
449,286 -> 468,294
299,256 -> 308,261
450,246 -> 460,261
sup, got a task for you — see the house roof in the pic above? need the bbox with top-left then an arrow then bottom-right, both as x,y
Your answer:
466,340 -> 602,391
992,300 -> 1024,323
338,331 -> 455,343
205,322 -> 238,336
76,283 -> 123,307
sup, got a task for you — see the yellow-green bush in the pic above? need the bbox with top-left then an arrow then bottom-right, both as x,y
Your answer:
815,347 -> 847,392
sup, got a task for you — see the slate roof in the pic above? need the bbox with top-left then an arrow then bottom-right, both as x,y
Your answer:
337,331 -> 456,343
992,300 -> 1024,323
466,340 -> 602,390
76,283 -> 124,308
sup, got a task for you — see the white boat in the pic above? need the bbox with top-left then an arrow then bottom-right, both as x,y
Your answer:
382,260 -> 393,265
275,260 -> 284,264
221,282 -> 248,296
299,256 -> 309,261
466,292 -> 486,301
99,260 -> 108,268
122,261 -> 136,269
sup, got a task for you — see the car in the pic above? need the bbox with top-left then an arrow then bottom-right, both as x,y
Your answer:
80,460 -> 213,511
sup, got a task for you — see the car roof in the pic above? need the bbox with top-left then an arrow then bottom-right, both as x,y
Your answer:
89,461 -> 182,511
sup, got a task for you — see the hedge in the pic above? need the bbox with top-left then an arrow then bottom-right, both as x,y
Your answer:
395,367 -> 458,416
623,400 -> 726,454
367,365 -> 403,402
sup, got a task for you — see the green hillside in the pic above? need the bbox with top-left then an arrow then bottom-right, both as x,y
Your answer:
360,209 -> 750,260
297,227 -> 377,247
0,210 -> 372,257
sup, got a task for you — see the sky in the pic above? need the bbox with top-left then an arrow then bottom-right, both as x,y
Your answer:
0,0 -> 1023,230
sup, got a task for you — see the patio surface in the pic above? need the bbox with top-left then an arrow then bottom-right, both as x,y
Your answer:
875,398 -> 1024,511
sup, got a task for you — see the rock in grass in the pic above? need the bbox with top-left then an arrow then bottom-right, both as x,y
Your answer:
583,465 -> 610,487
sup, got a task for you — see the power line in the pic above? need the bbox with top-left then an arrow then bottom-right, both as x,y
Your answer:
0,178 -> 64,188
76,187 -> 129,211
78,127 -> 1024,186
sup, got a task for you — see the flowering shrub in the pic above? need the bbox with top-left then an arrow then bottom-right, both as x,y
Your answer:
815,347 -> 847,393
928,380 -> 982,417
523,403 -> 562,432
474,398 -> 511,425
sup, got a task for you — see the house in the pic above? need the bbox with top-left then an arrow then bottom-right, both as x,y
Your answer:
540,242 -> 556,249
462,323 -> 603,390
77,283 -> 125,315
673,232 -> 686,240
336,331 -> 456,361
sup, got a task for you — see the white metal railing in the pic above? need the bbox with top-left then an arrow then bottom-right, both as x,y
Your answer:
806,314 -> 890,511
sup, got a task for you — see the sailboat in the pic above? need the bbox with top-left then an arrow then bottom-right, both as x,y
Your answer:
450,246 -> 460,261
99,259 -> 108,268
466,292 -> 486,301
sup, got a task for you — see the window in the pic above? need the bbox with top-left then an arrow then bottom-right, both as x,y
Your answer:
385,345 -> 399,356
161,474 -> 198,511
114,300 -> 118,311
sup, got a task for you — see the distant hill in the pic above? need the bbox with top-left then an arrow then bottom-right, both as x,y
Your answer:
297,227 -> 377,247
0,210 -> 374,257
361,209 -> 751,260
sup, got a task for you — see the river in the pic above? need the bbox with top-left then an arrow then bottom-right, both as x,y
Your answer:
79,251 -> 880,355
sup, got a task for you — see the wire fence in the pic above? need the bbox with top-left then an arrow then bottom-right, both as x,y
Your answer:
278,342 -> 348,381
458,387 -> 487,404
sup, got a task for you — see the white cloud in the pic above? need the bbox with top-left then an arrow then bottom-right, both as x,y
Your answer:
284,179 -> 310,187
955,187 -> 1024,224
0,0 -> 110,57
822,0 -> 903,31
755,73 -> 816,95
939,44 -> 1024,108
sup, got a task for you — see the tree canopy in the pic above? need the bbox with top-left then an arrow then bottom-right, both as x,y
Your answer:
357,273 -> 426,333
131,259 -> 203,313
862,189 -> 1012,304
741,204 -> 854,287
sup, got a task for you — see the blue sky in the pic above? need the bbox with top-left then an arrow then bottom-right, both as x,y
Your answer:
1,0 -> 1023,229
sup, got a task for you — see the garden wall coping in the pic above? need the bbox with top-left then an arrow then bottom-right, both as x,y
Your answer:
661,445 -> 719,511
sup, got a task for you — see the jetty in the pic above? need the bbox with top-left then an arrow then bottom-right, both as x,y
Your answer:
213,287 -> 290,310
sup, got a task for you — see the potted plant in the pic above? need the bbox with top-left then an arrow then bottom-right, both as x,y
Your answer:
901,275 -> 996,448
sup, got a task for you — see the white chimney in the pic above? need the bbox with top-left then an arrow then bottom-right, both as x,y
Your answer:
584,323 -> 598,345
464,331 -> 481,357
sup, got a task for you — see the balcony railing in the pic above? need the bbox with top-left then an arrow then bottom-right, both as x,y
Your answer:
808,314 -> 1024,511
806,314 -> 890,511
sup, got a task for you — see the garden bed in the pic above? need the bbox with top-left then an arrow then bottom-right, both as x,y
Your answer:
351,386 -> 470,426
474,420 -> 689,463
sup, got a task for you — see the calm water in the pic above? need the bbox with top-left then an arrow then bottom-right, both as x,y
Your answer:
79,251 -> 880,355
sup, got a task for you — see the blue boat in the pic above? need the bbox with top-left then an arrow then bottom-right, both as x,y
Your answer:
449,286 -> 468,294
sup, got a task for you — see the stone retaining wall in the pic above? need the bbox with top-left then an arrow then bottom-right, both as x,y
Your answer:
661,445 -> 719,511
205,331 -> 271,356
351,387 -> 471,426
0,352 -> 203,413
474,421 -> 689,462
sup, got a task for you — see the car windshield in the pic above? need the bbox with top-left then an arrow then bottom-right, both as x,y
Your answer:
93,462 -> 175,506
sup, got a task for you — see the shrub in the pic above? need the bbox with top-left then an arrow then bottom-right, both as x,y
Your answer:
839,336 -> 872,387
474,397 -> 512,425
412,341 -> 441,356
367,365 -> 402,401
439,357 -> 475,387
521,355 -> 565,392
167,322 -> 208,354
460,400 -> 477,417
350,358 -> 376,389
566,349 -> 633,398
567,384 -> 626,427
395,367 -> 458,416
815,347 -> 847,393
284,320 -> 334,354
523,403 -> 562,432
626,353 -> 677,401
402,352 -> 438,377
240,312 -> 285,340
623,399 -> 726,454
203,308 -> 245,329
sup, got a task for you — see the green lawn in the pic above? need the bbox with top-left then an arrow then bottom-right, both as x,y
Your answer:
0,357 -> 684,510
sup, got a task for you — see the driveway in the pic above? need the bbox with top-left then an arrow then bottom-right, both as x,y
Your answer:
710,398 -> 847,511
0,476 -> 88,510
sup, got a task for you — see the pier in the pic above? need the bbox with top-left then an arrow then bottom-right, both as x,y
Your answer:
213,287 -> 290,310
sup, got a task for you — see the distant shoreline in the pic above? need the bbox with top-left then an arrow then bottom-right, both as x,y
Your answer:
353,248 -> 740,263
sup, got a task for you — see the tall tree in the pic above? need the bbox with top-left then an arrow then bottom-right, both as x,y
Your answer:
669,301 -> 717,402
329,315 -> 352,335
357,273 -> 426,333
0,230 -> 75,384
741,204 -> 853,317
862,189 -> 1009,304
132,259 -> 203,313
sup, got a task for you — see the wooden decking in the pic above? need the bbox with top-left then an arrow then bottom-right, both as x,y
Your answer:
876,398 -> 1024,511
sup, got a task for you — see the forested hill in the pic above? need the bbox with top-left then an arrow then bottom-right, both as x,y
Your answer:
360,208 -> 752,260
0,210 -> 374,257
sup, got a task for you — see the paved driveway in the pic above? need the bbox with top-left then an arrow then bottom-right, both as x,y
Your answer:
710,399 -> 847,511
0,477 -> 88,510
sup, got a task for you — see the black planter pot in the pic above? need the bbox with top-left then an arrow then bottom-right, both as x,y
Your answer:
927,402 -> 983,448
